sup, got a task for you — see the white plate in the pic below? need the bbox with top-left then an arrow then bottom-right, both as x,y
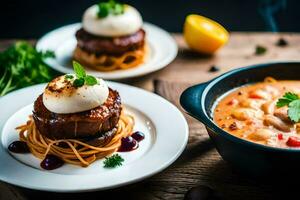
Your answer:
0,83 -> 188,192
36,23 -> 178,80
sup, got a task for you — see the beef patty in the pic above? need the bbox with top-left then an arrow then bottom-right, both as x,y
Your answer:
75,28 -> 145,55
33,88 -> 122,140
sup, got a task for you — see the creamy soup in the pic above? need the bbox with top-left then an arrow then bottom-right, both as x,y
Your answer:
214,78 -> 300,148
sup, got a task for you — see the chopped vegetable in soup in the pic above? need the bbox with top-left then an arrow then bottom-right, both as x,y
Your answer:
214,78 -> 300,148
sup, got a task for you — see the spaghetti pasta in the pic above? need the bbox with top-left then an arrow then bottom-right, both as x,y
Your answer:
16,111 -> 134,167
73,45 -> 145,72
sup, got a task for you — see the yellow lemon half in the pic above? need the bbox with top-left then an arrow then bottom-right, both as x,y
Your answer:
184,14 -> 229,54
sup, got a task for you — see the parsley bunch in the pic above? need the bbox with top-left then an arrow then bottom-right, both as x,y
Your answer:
0,41 -> 56,96
103,154 -> 124,168
97,0 -> 124,18
71,61 -> 98,87
276,92 -> 300,122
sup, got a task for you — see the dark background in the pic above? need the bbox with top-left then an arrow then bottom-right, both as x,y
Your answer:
0,0 -> 299,38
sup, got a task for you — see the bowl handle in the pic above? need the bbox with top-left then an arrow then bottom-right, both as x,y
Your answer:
180,82 -> 209,124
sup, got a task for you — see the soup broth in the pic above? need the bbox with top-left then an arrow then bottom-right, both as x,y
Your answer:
214,79 -> 300,148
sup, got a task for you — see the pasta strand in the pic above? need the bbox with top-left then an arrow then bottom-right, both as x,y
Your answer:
16,111 -> 134,167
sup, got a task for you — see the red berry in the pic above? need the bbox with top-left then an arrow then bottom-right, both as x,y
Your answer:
277,133 -> 283,140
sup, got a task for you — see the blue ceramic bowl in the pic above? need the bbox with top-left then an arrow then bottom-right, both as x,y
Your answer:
180,62 -> 300,177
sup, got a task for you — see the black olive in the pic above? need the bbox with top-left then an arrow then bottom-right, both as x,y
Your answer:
40,154 -> 64,170
131,131 -> 145,142
208,65 -> 220,72
276,38 -> 288,47
8,141 -> 30,153
118,136 -> 138,152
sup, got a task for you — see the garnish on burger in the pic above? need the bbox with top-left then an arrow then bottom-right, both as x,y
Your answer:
74,0 -> 146,71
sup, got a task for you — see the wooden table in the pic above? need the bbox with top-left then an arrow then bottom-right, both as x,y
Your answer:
1,33 -> 300,200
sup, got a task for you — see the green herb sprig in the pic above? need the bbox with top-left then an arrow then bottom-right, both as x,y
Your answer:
97,0 -> 124,18
255,45 -> 267,55
0,41 -> 57,96
65,74 -> 74,80
276,92 -> 300,122
72,61 -> 98,87
103,154 -> 124,168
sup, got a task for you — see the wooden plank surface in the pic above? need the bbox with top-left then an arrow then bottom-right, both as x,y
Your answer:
1,33 -> 300,200
127,33 -> 300,91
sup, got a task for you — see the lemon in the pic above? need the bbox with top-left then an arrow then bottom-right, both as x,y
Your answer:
184,14 -> 229,54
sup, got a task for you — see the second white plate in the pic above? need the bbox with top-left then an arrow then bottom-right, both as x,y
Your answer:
36,23 -> 178,80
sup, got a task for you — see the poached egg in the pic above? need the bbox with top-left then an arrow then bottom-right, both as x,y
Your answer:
43,75 -> 109,114
82,4 -> 143,37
